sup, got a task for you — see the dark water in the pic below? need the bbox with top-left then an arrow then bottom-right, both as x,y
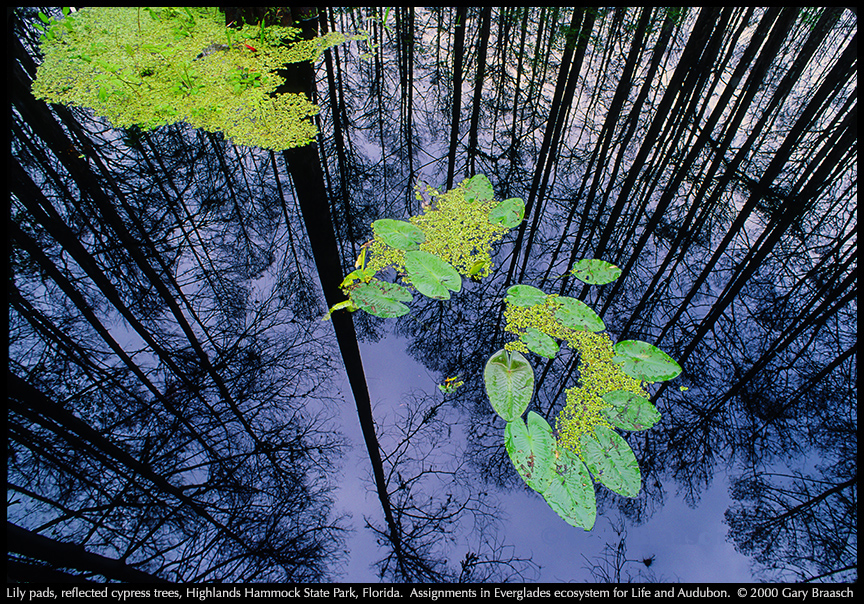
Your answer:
9,8 -> 857,584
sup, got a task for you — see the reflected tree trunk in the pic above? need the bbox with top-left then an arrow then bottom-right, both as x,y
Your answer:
603,7 -> 784,317
619,7 -> 842,338
255,7 -> 407,567
506,8 -> 585,287
518,9 -> 596,284
467,7 -> 491,176
655,30 -> 857,351
590,7 -> 722,264
541,6 -> 653,289
9,7 -> 858,583
8,522 -> 169,583
446,6 -> 467,189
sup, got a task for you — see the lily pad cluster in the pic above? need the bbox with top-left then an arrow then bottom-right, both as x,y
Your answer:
327,175 -> 681,531
329,175 -> 525,318
484,262 -> 682,529
485,350 -> 636,530
30,7 -> 367,150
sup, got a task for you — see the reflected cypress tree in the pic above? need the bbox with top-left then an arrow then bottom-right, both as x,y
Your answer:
10,10 -> 349,580
726,470 -> 856,582
367,392 -> 538,582
515,8 -> 596,284
325,6 -> 856,582
8,522 -> 171,583
723,294 -> 856,582
582,515 -> 667,583
466,7 -> 492,177
620,7 -> 848,343
539,6 -> 656,291
333,0 -> 853,546
11,6 -> 857,582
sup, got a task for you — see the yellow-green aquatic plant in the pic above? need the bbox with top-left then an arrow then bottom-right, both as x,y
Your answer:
31,7 -> 366,150
327,175 -> 524,318
501,288 -> 648,458
326,174 -> 681,531
485,269 -> 682,530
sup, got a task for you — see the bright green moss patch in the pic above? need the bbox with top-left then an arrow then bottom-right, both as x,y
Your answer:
556,330 -> 647,458
409,181 -> 508,277
360,178 -> 510,292
502,294 -> 648,459
31,7 -> 366,150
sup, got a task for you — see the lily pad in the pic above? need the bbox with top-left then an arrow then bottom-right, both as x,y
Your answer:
553,296 -> 605,332
463,174 -> 494,202
613,340 -> 682,382
601,390 -> 661,431
505,411 -> 556,492
570,259 -> 622,285
372,219 -> 426,251
542,446 -> 596,530
488,197 -> 525,228
521,327 -> 559,359
404,250 -> 462,300
579,425 -> 641,498
505,284 -> 548,308
350,280 -> 412,318
484,349 -> 534,422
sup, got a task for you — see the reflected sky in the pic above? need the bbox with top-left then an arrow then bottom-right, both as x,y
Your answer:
9,7 -> 856,584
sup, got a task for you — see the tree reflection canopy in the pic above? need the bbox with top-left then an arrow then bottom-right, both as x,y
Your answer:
9,7 -> 856,583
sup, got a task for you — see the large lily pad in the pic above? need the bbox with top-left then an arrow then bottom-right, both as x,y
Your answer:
350,280 -> 412,318
521,327 -> 559,359
613,340 -> 682,382
372,219 -> 426,251
570,259 -> 622,285
488,197 -> 525,228
505,284 -> 548,308
404,250 -> 462,300
505,411 -> 556,492
542,446 -> 596,530
553,296 -> 605,332
579,425 -> 641,498
601,390 -> 661,431
463,174 -> 494,202
484,349 -> 534,422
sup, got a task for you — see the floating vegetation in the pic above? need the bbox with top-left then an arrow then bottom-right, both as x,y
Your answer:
331,175 -> 523,318
329,173 -> 681,531
31,7 -> 366,150
487,276 -> 681,530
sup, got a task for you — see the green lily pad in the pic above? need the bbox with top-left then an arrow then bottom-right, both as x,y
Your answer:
505,411 -> 556,493
372,219 -> 426,251
570,259 -> 622,285
553,296 -> 605,332
404,250 -> 462,300
488,197 -> 525,228
505,284 -> 548,308
463,174 -> 494,202
542,446 -> 596,530
521,327 -> 559,359
613,340 -> 682,382
484,349 -> 534,422
601,390 -> 661,431
350,280 -> 412,318
579,425 -> 641,498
